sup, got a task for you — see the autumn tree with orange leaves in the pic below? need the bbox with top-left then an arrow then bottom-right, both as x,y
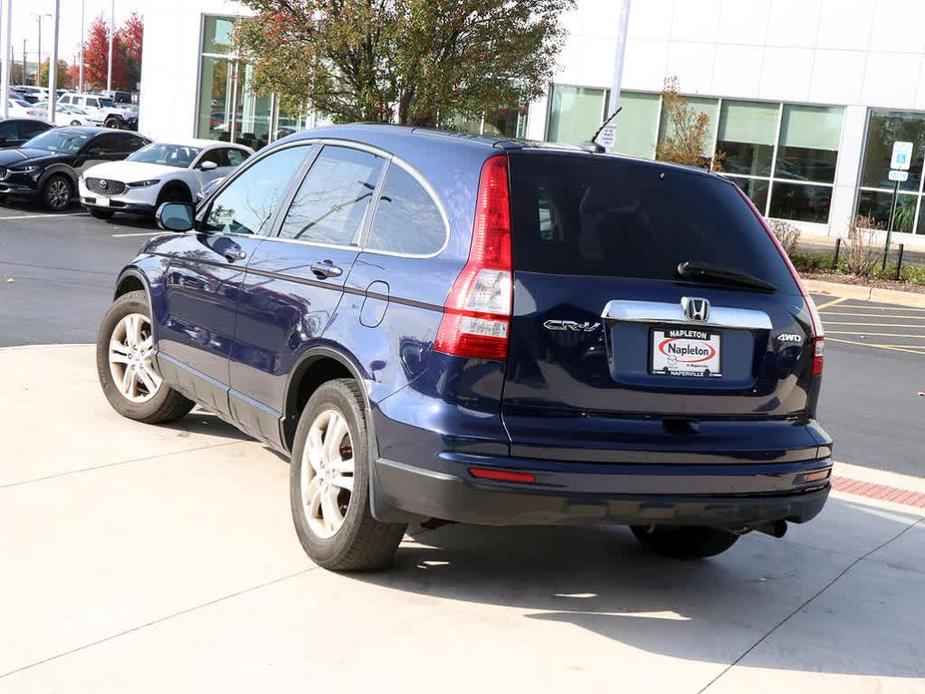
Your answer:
80,13 -> 143,92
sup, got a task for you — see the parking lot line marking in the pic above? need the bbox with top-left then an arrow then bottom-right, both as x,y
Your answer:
826,337 -> 925,355
827,330 -> 925,339
835,303 -> 925,311
821,311 -> 925,319
110,232 -> 162,238
824,321 -> 925,328
0,212 -> 89,221
815,297 -> 849,311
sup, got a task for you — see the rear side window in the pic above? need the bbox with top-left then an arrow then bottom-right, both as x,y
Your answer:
366,165 -> 445,255
508,153 -> 799,292
18,120 -> 49,139
278,146 -> 385,245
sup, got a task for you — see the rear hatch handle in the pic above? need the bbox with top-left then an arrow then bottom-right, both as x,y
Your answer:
601,299 -> 772,331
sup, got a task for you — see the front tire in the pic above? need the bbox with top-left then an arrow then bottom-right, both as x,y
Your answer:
290,379 -> 406,571
630,525 -> 739,559
96,290 -> 194,423
42,174 -> 72,211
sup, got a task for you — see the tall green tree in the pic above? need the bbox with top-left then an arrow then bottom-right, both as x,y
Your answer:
234,0 -> 574,126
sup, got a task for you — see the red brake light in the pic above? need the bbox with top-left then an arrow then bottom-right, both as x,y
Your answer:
434,155 -> 512,361
735,187 -> 824,376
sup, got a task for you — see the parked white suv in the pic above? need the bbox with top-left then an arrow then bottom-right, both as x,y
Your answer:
58,93 -> 137,129
78,139 -> 252,220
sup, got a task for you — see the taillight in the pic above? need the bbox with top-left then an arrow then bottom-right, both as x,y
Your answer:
434,155 -> 512,361
736,188 -> 824,377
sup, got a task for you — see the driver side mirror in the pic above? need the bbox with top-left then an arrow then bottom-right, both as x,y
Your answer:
199,160 -> 218,171
156,202 -> 195,232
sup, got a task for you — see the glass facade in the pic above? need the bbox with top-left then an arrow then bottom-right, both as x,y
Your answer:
196,15 -> 303,150
550,87 -> 844,225
857,109 -> 925,234
546,85 -> 610,146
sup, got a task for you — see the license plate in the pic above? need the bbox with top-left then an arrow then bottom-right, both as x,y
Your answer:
97,196 -> 110,207
651,328 -> 722,377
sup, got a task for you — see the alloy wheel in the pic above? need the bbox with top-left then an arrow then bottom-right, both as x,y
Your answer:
300,408 -> 355,539
46,179 -> 71,209
108,313 -> 161,403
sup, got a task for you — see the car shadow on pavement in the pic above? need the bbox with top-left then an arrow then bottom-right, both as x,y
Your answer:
348,498 -> 924,680
158,409 -> 252,442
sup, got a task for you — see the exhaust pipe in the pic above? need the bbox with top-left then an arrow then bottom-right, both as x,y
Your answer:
752,520 -> 788,539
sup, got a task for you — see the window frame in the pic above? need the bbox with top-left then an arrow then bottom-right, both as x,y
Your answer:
194,141 -> 319,238
263,138 -> 450,259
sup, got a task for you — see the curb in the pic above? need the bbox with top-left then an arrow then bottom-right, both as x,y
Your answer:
804,278 -> 925,308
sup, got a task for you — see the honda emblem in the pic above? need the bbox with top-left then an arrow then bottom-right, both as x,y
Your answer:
682,297 -> 710,322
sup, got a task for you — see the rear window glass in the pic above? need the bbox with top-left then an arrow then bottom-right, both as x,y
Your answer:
508,153 -> 799,293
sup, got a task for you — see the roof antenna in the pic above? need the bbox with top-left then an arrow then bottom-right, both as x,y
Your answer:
580,107 -> 622,154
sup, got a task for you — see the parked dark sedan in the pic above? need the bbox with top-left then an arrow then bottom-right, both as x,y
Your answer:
0,127 -> 149,210
0,118 -> 53,149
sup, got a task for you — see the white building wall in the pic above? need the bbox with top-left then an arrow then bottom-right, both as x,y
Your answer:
139,0 -> 249,142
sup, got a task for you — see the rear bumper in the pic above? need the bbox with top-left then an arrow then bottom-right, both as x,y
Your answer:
374,455 -> 831,527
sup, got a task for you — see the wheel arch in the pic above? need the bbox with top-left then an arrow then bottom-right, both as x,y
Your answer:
282,346 -> 414,523
157,179 -> 193,204
37,165 -> 78,193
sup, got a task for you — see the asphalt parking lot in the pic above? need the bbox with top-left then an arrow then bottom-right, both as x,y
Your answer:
0,344 -> 923,693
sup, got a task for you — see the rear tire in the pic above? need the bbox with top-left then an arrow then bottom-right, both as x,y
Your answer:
289,379 -> 407,571
630,525 -> 739,559
96,290 -> 194,424
89,208 -> 115,220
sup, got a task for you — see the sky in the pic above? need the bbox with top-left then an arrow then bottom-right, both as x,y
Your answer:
2,0 -> 144,66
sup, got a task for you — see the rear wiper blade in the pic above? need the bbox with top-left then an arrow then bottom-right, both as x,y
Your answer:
677,261 -> 776,292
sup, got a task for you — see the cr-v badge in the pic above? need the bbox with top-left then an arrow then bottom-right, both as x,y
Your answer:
543,320 -> 601,332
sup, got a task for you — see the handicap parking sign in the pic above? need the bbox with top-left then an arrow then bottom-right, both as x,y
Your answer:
891,141 -> 913,171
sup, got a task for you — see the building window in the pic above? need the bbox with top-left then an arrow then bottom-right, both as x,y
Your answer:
445,105 -> 528,139
658,96 -> 718,158
196,15 -> 302,149
857,109 -> 925,234
719,101 -> 842,224
546,85 -> 609,146
614,92 -> 659,158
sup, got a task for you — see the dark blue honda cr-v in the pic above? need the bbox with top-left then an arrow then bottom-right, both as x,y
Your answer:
96,124 -> 832,570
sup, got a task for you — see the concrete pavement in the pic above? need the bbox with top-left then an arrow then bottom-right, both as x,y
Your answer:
1,344 -> 923,693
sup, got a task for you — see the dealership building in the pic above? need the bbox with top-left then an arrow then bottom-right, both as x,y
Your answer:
141,0 -> 925,246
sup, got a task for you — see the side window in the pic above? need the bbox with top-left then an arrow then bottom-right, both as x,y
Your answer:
277,146 -> 385,244
89,134 -> 121,155
366,165 -> 446,255
198,149 -> 226,168
0,121 -> 16,139
226,148 -> 248,167
60,95 -> 70,105
17,121 -> 48,140
203,145 -> 312,236
86,98 -> 99,109
126,136 -> 148,151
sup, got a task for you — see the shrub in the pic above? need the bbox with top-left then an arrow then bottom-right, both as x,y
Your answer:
789,250 -> 833,273
843,216 -> 883,278
768,219 -> 801,256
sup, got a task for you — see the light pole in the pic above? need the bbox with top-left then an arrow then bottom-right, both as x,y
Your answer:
47,0 -> 59,122
79,0 -> 85,93
604,0 -> 632,152
106,0 -> 114,95
31,13 -> 51,89
1,0 -> 12,119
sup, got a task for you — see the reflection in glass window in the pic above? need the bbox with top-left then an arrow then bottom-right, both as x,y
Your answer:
724,176 -> 769,212
658,96 -> 718,158
367,166 -> 446,255
204,146 -> 311,236
202,16 -> 235,55
614,92 -> 660,159
716,100 -> 778,177
768,183 -> 832,224
546,85 -> 608,146
774,105 -> 842,183
278,147 -> 385,245
857,190 -> 919,233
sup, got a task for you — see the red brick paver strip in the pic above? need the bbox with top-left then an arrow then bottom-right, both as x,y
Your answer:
831,475 -> 925,509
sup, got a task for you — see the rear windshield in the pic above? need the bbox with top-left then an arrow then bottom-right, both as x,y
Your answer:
508,152 -> 799,293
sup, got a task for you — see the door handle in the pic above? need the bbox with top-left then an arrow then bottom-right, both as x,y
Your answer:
310,260 -> 343,279
222,248 -> 246,262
